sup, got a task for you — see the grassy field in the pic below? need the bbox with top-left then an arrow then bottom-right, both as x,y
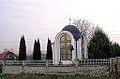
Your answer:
0,74 -> 119,79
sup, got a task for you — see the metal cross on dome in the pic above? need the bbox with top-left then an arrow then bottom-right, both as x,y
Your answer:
69,18 -> 72,25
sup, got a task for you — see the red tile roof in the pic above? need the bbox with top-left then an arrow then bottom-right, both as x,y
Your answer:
0,52 -> 7,60
0,51 -> 16,60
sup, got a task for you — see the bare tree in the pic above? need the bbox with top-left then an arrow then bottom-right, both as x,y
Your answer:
72,19 -> 96,58
72,19 -> 96,43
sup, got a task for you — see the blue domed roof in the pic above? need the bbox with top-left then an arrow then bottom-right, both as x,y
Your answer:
62,25 -> 81,41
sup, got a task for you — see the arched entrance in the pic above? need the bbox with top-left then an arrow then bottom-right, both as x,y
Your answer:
60,34 -> 72,61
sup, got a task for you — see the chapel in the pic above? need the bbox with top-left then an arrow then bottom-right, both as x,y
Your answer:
52,25 -> 88,65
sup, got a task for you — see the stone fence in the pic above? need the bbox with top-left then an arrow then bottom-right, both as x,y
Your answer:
2,65 -> 109,76
1,59 -> 111,76
3,58 -> 120,76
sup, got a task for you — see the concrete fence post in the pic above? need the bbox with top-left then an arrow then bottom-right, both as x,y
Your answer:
110,57 -> 120,77
74,60 -> 79,67
22,61 -> 25,74
114,57 -> 118,77
2,60 -> 5,66
110,58 -> 114,74
46,60 -> 48,67
23,61 -> 25,66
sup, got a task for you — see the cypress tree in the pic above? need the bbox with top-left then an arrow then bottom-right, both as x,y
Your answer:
33,40 -> 37,60
36,39 -> 41,60
33,39 -> 41,60
46,38 -> 53,60
18,36 -> 26,60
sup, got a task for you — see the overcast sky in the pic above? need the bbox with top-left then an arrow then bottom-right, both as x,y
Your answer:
0,0 -> 120,54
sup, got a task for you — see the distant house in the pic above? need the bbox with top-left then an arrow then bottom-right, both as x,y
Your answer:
0,51 -> 16,60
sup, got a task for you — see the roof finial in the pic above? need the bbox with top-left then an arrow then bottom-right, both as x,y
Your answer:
69,18 -> 71,25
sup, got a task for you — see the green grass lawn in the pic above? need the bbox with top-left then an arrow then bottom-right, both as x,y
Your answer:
0,74 -> 119,79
